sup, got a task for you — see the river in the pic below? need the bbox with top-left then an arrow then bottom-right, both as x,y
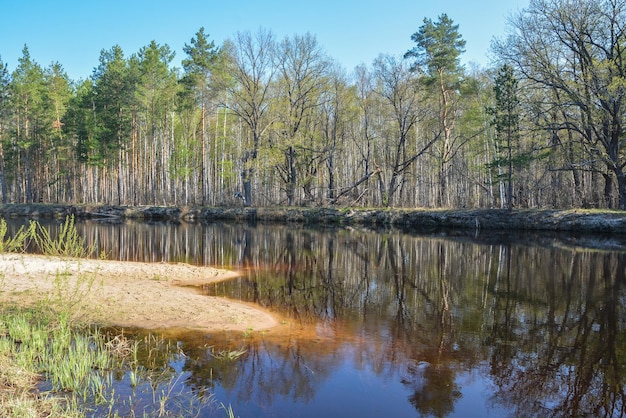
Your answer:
7,218 -> 626,417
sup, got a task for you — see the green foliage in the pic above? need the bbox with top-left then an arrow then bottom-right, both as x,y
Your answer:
489,64 -> 520,141
65,79 -> 100,164
405,13 -> 466,81
486,64 -> 523,208
30,215 -> 94,258
0,54 -> 10,122
92,45 -> 134,162
0,218 -> 29,253
11,47 -> 51,149
182,26 -> 221,91
0,308 -> 115,415
47,268 -> 99,320
136,40 -> 178,119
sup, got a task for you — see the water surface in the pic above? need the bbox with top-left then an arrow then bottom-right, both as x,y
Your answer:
8,219 -> 626,417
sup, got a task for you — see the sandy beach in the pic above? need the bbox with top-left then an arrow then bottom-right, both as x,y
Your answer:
0,254 -> 278,332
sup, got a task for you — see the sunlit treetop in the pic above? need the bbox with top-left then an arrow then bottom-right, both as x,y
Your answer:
404,13 -> 466,78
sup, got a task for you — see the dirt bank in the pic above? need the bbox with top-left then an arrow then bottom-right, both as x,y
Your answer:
0,254 -> 278,332
1,204 -> 626,234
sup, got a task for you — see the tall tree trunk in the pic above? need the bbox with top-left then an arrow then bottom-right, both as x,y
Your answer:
286,145 -> 297,206
0,124 -> 6,203
117,146 -> 122,205
603,172 -> 614,209
241,167 -> 252,207
201,99 -> 206,206
615,170 -> 626,210
377,171 -> 387,207
438,70 -> 453,208
326,153 -> 335,201
240,128 -> 260,207
567,139 -> 586,207
24,148 -> 32,203
66,171 -> 73,203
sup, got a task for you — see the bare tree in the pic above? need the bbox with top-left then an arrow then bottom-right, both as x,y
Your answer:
274,33 -> 330,205
221,29 -> 277,206
373,54 -> 436,207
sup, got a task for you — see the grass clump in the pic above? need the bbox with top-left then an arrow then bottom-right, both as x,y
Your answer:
0,219 -> 29,253
30,215 -> 94,258
0,308 -> 118,417
0,215 -> 94,258
43,316 -> 113,398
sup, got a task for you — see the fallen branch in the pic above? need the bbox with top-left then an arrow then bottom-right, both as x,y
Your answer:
330,168 -> 381,205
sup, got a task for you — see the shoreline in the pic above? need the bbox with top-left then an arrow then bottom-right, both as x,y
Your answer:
1,204 -> 626,234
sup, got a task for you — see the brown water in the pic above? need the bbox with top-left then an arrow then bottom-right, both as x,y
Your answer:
9,219 -> 626,417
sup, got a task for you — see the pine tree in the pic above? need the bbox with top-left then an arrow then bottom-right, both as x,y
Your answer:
45,62 -> 73,202
182,27 -> 221,205
0,56 -> 10,203
488,64 -> 520,209
11,45 -> 48,202
405,14 -> 466,206
135,41 -> 178,205
92,45 -> 134,204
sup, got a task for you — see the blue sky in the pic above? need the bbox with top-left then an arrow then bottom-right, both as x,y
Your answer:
1,0 -> 528,81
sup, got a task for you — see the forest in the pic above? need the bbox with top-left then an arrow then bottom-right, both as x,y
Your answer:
0,0 -> 625,209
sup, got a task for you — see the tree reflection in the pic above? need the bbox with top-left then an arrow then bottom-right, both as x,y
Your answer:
389,238 -> 463,417
198,225 -> 626,416
403,359 -> 462,417
22,220 -> 626,416
177,332 -> 345,409
486,249 -> 626,417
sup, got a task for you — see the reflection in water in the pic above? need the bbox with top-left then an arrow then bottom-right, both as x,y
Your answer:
7,219 -> 626,417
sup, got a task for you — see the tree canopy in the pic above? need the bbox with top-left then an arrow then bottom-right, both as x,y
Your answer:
0,2 -> 624,209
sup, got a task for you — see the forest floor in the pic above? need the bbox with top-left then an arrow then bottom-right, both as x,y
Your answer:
0,253 -> 279,332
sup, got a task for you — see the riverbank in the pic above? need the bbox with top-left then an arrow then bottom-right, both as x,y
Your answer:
1,203 -> 626,234
0,253 -> 278,332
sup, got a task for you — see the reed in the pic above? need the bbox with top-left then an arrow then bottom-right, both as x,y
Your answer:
221,402 -> 236,418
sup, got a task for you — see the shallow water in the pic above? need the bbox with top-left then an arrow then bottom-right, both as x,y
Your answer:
8,219 -> 626,417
